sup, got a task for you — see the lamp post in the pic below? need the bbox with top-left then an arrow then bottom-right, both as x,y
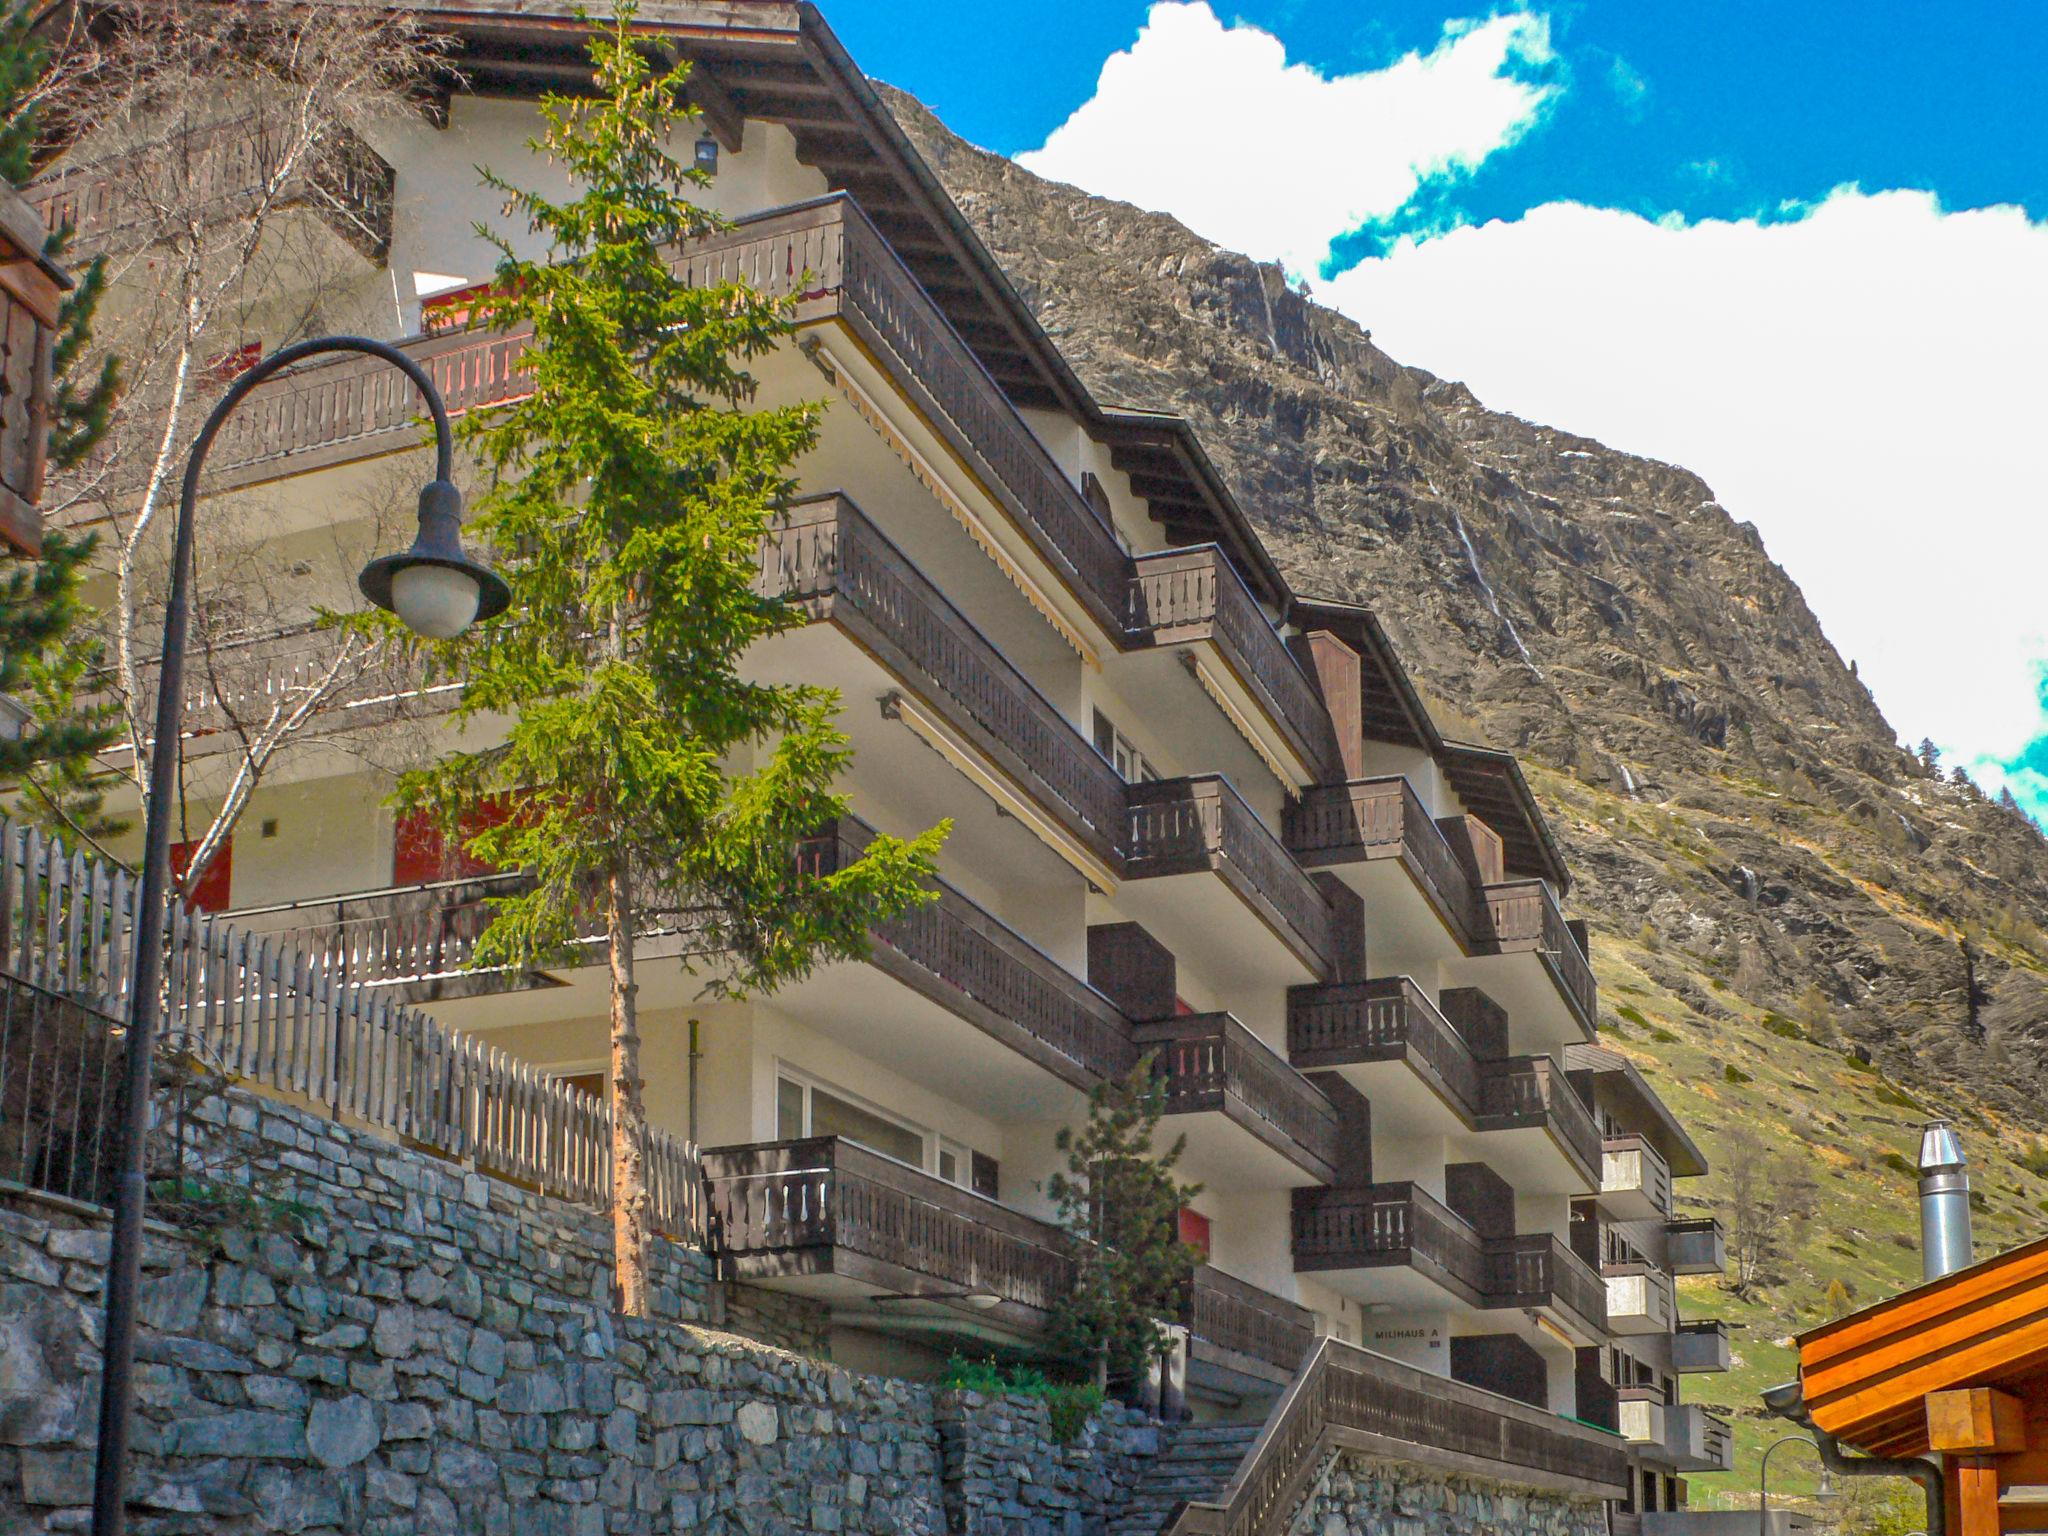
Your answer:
89,336 -> 508,1536
1760,1432 -> 1834,1536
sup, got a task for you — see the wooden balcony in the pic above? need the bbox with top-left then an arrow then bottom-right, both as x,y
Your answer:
1183,1265 -> 1316,1389
1126,545 -> 1340,782
60,195 -> 1128,627
1600,1134 -> 1673,1221
1479,878 -> 1597,1034
1285,978 -> 1597,1186
1664,1402 -> 1735,1473
801,818 -> 1135,1091
1284,778 -> 1596,1033
1474,1054 -> 1601,1185
1666,1215 -> 1728,1276
1293,1181 -> 1491,1301
28,115 -> 394,261
1602,1262 -> 1677,1337
1285,776 -> 1476,938
230,815 -> 1136,1094
1134,1013 -> 1342,1185
760,493 -> 1128,865
702,1136 -> 1074,1337
1294,1185 -> 1606,1342
1487,1234 -> 1609,1344
1126,775 -> 1342,980
1672,1319 -> 1732,1374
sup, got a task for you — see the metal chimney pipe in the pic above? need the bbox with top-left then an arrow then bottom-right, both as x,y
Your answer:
1917,1120 -> 1972,1281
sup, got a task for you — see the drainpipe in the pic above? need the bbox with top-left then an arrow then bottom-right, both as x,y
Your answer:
1763,1382 -> 1944,1536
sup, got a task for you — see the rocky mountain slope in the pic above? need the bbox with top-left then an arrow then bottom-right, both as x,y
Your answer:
882,88 -> 2048,1497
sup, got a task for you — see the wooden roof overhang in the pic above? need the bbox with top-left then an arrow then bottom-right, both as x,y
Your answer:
1439,739 -> 1572,895
1797,1235 -> 2048,1460
1561,1043 -> 1705,1175
317,1 -> 1302,606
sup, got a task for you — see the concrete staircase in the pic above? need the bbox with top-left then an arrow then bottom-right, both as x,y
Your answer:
1109,1421 -> 1265,1536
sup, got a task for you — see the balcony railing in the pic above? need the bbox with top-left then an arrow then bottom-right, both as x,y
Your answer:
1134,1013 -> 1341,1183
1474,1055 -> 1601,1180
1291,1182 -> 1490,1301
1672,1319 -> 1732,1373
803,819 -> 1136,1089
1287,976 -> 1481,1107
1602,1263 -> 1676,1336
1126,545 -> 1338,780
1184,1265 -> 1316,1385
1127,775 -> 1340,977
1285,777 -> 1475,935
1487,1234 -> 1608,1338
1292,1185 -> 1602,1333
1666,1216 -> 1728,1276
1285,979 -> 1596,1181
760,494 -> 1128,862
702,1136 -> 1075,1316
1665,1403 -> 1735,1472
1601,1134 -> 1674,1219
1284,780 -> 1596,1031
1166,1336 -> 1630,1535
28,115 -> 395,260
1481,878 -> 1597,1031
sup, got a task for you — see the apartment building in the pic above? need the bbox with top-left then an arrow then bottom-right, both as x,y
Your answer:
25,0 -> 1718,1513
1568,1043 -> 1737,1526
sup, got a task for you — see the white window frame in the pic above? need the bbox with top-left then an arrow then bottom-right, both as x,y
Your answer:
774,1063 -> 934,1173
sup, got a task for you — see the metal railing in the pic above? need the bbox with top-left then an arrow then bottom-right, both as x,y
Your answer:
0,814 -> 702,1236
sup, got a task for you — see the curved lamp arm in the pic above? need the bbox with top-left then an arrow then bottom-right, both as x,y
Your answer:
89,333 -> 501,1536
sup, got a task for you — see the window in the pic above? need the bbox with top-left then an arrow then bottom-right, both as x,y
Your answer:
169,837 -> 232,914
1091,707 -> 1157,784
775,1073 -> 923,1167
555,1070 -> 605,1102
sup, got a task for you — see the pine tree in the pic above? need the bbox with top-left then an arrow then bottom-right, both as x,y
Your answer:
393,4 -> 944,1315
0,1 -> 121,838
1045,1056 -> 1204,1391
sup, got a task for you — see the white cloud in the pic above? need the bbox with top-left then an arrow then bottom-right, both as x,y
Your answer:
1318,190 -> 2048,793
1017,2 -> 1557,276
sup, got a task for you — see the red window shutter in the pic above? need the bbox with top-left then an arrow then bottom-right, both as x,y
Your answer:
394,798 -> 513,884
1174,995 -> 1196,1017
1178,1207 -> 1211,1260
169,837 -> 233,914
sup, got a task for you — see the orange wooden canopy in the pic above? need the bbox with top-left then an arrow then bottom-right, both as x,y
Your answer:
1798,1235 -> 2048,1536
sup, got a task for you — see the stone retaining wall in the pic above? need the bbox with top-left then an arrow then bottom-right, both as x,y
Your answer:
935,1391 -> 1158,1536
1285,1454 -> 1610,1536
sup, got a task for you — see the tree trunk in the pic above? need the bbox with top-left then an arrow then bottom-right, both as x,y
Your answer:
607,848 -> 650,1316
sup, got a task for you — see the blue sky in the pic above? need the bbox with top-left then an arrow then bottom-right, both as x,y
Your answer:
824,2 -> 2048,818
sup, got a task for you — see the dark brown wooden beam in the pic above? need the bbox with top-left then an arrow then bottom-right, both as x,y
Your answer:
681,61 -> 745,152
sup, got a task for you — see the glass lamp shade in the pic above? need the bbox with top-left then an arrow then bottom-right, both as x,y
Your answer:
390,562 -> 482,639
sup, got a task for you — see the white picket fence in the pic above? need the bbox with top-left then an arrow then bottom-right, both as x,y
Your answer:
0,814 -> 703,1237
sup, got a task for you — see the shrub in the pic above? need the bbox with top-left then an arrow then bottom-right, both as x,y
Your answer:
1723,1064 -> 1753,1085
941,1357 -> 1105,1445
2016,1144 -> 2048,1179
1843,1053 -> 1877,1074
1761,1013 -> 1803,1041
1615,1004 -> 1651,1029
1880,1152 -> 1915,1178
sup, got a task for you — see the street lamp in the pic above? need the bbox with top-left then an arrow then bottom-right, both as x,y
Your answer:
1760,1432 -> 1834,1536
89,336 -> 506,1536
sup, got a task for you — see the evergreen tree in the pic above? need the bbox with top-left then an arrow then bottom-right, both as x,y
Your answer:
394,4 -> 943,1314
0,1 -> 121,838
1045,1056 -> 1203,1392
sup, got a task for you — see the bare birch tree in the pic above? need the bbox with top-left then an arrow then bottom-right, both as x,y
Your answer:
28,1 -> 440,894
